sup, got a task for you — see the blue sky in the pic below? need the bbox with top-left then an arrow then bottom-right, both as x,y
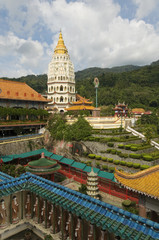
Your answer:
1,0 -> 159,77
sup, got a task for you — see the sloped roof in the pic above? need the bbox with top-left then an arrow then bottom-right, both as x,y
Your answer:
66,105 -> 95,111
0,79 -> 48,102
0,172 -> 159,240
115,166 -> 159,199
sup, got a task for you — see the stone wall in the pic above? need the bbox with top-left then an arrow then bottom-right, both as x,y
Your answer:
0,137 -> 44,156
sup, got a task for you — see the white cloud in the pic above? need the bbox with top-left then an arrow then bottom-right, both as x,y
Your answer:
1,0 -> 159,77
132,0 -> 159,19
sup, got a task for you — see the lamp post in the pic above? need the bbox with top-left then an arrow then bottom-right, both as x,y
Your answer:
94,78 -> 99,108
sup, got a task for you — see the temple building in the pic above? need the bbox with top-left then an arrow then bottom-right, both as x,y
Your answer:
66,94 -> 95,113
0,79 -> 48,110
47,31 -> 76,112
25,152 -> 61,181
113,102 -> 128,117
115,166 -> 159,222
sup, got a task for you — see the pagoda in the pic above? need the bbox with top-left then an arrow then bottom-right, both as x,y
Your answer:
25,153 -> 61,181
86,168 -> 99,199
47,31 -> 76,112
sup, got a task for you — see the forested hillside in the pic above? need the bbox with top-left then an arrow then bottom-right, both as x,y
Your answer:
2,60 -> 159,109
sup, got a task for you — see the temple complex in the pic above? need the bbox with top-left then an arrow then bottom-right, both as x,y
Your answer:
115,166 -> 159,222
47,31 -> 76,112
86,168 -> 99,199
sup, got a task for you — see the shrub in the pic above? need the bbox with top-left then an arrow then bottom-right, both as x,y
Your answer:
125,145 -> 131,150
88,154 -> 96,159
142,155 -> 153,161
126,162 -> 133,167
111,149 -> 117,154
86,161 -> 92,166
133,163 -> 140,169
95,155 -> 101,160
118,144 -> 124,149
100,150 -> 106,153
130,146 -> 138,151
116,150 -> 121,155
83,151 -> 89,156
102,165 -> 108,170
129,153 -> 141,159
122,199 -> 132,207
101,157 -> 107,162
96,162 -> 100,167
113,160 -> 120,165
106,149 -> 111,153
140,165 -> 150,170
107,142 -> 114,147
119,152 -> 128,158
108,158 -> 113,163
109,167 -> 115,173
120,161 -> 126,166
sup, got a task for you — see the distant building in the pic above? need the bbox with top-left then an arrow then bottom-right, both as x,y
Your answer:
0,79 -> 48,110
113,102 -> 128,117
65,94 -> 95,113
47,31 -> 76,112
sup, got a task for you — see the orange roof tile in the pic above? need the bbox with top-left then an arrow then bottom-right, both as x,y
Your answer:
0,79 -> 48,102
66,105 -> 95,111
75,94 -> 93,104
131,108 -> 145,114
115,166 -> 159,199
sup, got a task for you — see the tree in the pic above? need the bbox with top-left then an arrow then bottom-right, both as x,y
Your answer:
144,127 -> 153,145
71,116 -> 92,141
79,184 -> 87,194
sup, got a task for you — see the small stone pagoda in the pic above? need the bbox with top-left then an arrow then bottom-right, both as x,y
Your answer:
25,153 -> 61,181
87,168 -> 99,199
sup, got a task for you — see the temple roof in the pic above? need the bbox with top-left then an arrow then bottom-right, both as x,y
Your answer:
66,105 -> 95,111
0,79 -> 49,102
0,172 -> 159,239
131,108 -> 145,114
54,31 -> 68,54
115,166 -> 159,199
26,153 -> 60,175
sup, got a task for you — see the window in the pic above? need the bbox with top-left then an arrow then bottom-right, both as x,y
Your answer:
60,96 -> 63,102
60,85 -> 63,91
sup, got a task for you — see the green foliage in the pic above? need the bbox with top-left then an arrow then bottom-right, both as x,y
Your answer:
140,165 -> 150,170
107,142 -> 114,147
109,167 -> 115,173
142,155 -> 153,161
129,153 -> 141,159
130,146 -> 138,151
44,235 -> 53,240
120,161 -> 126,166
118,152 -> 128,158
124,145 -> 131,150
118,144 -> 124,149
126,162 -> 133,167
113,160 -> 120,165
133,163 -> 141,169
95,155 -> 101,160
88,154 -> 96,159
108,158 -> 113,163
47,114 -> 92,142
79,184 -> 87,195
102,165 -> 108,170
122,199 -> 132,207
110,149 -> 117,154
101,157 -> 107,162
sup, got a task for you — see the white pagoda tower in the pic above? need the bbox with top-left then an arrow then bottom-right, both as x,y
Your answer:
47,31 -> 76,112
87,168 -> 99,199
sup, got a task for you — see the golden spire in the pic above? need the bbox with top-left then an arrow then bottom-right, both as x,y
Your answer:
54,31 -> 68,54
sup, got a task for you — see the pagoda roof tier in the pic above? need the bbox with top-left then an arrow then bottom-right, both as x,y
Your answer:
115,166 -> 159,200
54,31 -> 68,54
0,79 -> 49,102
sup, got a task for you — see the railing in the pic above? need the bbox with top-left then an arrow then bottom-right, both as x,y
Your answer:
126,126 -> 159,150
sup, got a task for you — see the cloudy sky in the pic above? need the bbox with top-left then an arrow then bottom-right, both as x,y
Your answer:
1,0 -> 159,78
